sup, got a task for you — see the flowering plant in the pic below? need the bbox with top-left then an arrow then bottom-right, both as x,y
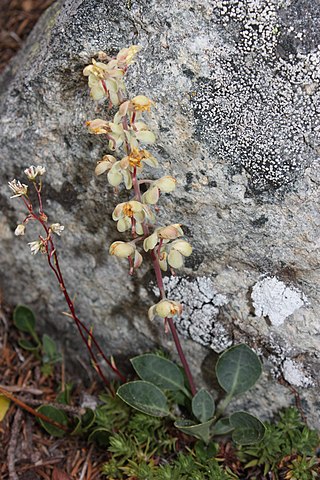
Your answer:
8,46 -> 265,445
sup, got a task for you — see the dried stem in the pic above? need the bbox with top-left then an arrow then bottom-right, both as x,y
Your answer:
0,386 -> 68,432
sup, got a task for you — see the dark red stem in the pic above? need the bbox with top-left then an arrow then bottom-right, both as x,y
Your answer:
22,197 -> 126,392
131,168 -> 197,396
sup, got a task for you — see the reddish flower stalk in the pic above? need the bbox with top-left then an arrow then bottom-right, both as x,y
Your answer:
20,189 -> 126,394
131,166 -> 196,396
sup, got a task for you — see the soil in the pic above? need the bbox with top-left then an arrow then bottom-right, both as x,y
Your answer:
0,0 -> 56,73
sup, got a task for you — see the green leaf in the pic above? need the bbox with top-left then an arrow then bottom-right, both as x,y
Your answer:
117,381 -> 170,417
70,416 -> 82,436
56,383 -> 73,405
216,344 -> 262,396
131,354 -> 185,392
37,405 -> 68,437
230,411 -> 265,445
81,408 -> 96,431
88,428 -> 111,446
14,305 -> 36,335
42,334 -> 58,360
18,339 -> 39,352
174,418 -> 214,444
0,395 -> 10,421
212,417 -> 234,436
192,389 -> 215,423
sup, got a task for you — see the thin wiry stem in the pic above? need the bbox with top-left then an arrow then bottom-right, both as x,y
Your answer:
20,194 -> 126,394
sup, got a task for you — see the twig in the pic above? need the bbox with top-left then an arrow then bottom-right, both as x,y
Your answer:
20,398 -> 86,415
79,444 -> 94,480
7,408 -> 23,480
0,386 -> 69,432
0,384 -> 44,395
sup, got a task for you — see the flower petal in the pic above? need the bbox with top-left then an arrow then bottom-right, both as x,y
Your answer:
168,250 -> 184,269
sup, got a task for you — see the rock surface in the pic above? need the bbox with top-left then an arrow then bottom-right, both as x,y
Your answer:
1,0 -> 320,423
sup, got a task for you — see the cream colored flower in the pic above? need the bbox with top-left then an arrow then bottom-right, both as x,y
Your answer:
131,95 -> 154,112
112,200 -> 154,234
86,119 -> 110,134
83,58 -> 124,104
95,155 -> 117,176
142,176 -> 176,204
50,223 -> 64,236
114,95 -> 154,124
28,240 -> 45,255
109,241 -> 143,272
143,224 -> 184,252
15,224 -> 26,236
24,165 -> 46,180
148,299 -> 182,321
8,179 -> 28,198
116,45 -> 141,67
159,239 -> 192,271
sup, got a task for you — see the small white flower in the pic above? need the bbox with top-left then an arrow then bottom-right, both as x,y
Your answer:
8,179 -> 28,198
28,240 -> 43,255
24,165 -> 46,180
50,223 -> 64,236
15,224 -> 26,236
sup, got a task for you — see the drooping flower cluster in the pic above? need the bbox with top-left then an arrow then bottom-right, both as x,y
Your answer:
83,45 -> 141,104
84,46 -> 192,326
8,167 -> 64,254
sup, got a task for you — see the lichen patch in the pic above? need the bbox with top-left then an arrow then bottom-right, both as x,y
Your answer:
251,276 -> 306,326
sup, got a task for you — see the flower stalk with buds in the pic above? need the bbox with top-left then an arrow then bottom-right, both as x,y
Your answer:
9,167 -> 125,394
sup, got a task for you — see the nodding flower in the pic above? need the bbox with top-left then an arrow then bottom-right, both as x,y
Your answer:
109,241 -> 143,274
148,299 -> 182,322
112,200 -> 154,235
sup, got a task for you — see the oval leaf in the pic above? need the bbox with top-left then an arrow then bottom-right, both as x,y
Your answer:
131,354 -> 185,391
81,408 -> 96,431
174,418 -> 214,444
192,389 -> 215,423
88,428 -> 111,446
117,381 -> 169,417
0,395 -> 10,421
212,417 -> 234,436
13,305 -> 36,334
42,334 -> 58,359
18,339 -> 39,352
230,411 -> 265,445
37,405 -> 68,437
216,344 -> 262,396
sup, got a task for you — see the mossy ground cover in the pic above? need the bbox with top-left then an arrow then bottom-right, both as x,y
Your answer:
1,303 -> 319,479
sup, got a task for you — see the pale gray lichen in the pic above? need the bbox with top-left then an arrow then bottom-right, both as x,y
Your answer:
282,358 -> 314,387
189,0 -> 320,195
153,276 -> 232,352
251,276 -> 306,326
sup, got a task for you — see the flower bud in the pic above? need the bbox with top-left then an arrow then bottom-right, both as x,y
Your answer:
15,224 -> 26,236
50,223 -> 64,236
